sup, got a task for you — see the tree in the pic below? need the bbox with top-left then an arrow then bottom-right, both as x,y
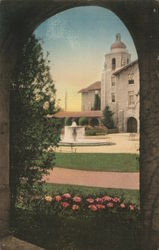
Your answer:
93,94 -> 101,110
102,106 -> 114,129
10,35 -> 60,213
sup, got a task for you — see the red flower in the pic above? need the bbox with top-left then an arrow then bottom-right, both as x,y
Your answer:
86,198 -> 94,203
61,202 -> 70,208
96,204 -> 105,210
63,193 -> 71,199
95,198 -> 103,203
73,196 -> 82,203
72,204 -> 80,211
107,202 -> 114,208
129,204 -> 135,211
88,205 -> 97,211
120,203 -> 126,209
102,195 -> 112,202
112,197 -> 120,203
55,195 -> 62,202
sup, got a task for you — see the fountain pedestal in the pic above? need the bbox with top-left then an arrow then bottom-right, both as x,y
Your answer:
63,121 -> 85,142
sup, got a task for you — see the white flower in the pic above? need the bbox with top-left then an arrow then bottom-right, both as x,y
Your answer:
43,101 -> 49,110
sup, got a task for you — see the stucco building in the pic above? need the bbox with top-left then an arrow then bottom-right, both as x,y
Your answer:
79,81 -> 101,111
80,34 -> 139,132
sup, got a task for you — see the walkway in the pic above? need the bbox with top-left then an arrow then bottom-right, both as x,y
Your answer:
56,133 -> 139,154
44,167 -> 139,190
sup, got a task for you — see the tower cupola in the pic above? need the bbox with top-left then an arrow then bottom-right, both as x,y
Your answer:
111,33 -> 127,52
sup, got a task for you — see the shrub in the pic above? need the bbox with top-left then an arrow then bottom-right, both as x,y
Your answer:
65,117 -> 72,126
102,105 -> 114,129
89,118 -> 99,127
79,117 -> 89,126
93,94 -> 101,110
85,130 -> 97,136
85,126 -> 108,136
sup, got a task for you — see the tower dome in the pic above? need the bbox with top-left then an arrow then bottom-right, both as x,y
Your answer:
111,33 -> 126,51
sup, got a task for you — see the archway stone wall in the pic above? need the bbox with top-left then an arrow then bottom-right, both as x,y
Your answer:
0,1 -> 159,249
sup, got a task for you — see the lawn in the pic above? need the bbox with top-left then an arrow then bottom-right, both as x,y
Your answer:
43,183 -> 140,206
55,153 -> 139,172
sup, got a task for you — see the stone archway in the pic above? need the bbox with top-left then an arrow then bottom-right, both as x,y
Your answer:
127,117 -> 137,133
1,1 -> 159,250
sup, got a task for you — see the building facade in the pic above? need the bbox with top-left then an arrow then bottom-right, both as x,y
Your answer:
79,81 -> 101,111
80,34 -> 139,132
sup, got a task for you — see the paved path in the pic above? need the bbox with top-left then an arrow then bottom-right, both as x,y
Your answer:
44,167 -> 139,190
56,133 -> 139,154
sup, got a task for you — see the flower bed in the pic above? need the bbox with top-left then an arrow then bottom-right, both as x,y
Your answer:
13,192 -> 140,250
42,193 -> 139,213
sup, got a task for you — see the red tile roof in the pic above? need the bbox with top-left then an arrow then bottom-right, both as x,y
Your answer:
49,111 -> 102,118
113,59 -> 138,76
79,81 -> 101,93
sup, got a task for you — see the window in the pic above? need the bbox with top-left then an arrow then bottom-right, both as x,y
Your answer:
111,93 -> 115,103
128,91 -> 135,106
112,58 -> 116,70
128,79 -> 134,84
111,76 -> 116,86
128,72 -> 134,84
121,57 -> 126,66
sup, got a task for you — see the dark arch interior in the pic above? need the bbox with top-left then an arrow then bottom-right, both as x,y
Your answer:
127,117 -> 137,133
1,1 -> 159,249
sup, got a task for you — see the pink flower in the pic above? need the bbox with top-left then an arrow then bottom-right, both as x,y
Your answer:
107,202 -> 114,208
88,205 -> 97,211
63,193 -> 71,199
129,204 -> 135,211
120,203 -> 126,209
72,204 -> 80,211
96,204 -> 105,210
112,197 -> 120,203
61,202 -> 70,208
55,195 -> 62,202
102,195 -> 112,202
73,196 -> 82,203
86,198 -> 94,204
95,198 -> 103,203
44,195 -> 53,202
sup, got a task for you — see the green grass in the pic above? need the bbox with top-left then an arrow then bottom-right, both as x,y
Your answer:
55,153 -> 139,172
43,183 -> 140,206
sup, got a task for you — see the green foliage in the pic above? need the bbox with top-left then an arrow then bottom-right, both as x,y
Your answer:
85,129 -> 97,136
56,118 -> 65,129
79,117 -> 89,126
10,35 -> 60,213
102,105 -> 114,129
12,190 -> 140,250
65,117 -> 72,126
89,118 -> 99,127
93,93 -> 101,110
85,126 -> 108,136
44,184 -> 140,205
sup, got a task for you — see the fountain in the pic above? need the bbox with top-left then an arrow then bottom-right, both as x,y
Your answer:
62,121 -> 85,142
59,121 -> 114,146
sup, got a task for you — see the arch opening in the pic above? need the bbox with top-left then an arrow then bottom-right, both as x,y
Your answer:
127,117 -> 137,133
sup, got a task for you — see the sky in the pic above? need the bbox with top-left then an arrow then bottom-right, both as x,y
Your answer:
34,6 -> 138,111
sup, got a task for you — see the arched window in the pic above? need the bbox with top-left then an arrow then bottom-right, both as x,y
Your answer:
112,58 -> 116,70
